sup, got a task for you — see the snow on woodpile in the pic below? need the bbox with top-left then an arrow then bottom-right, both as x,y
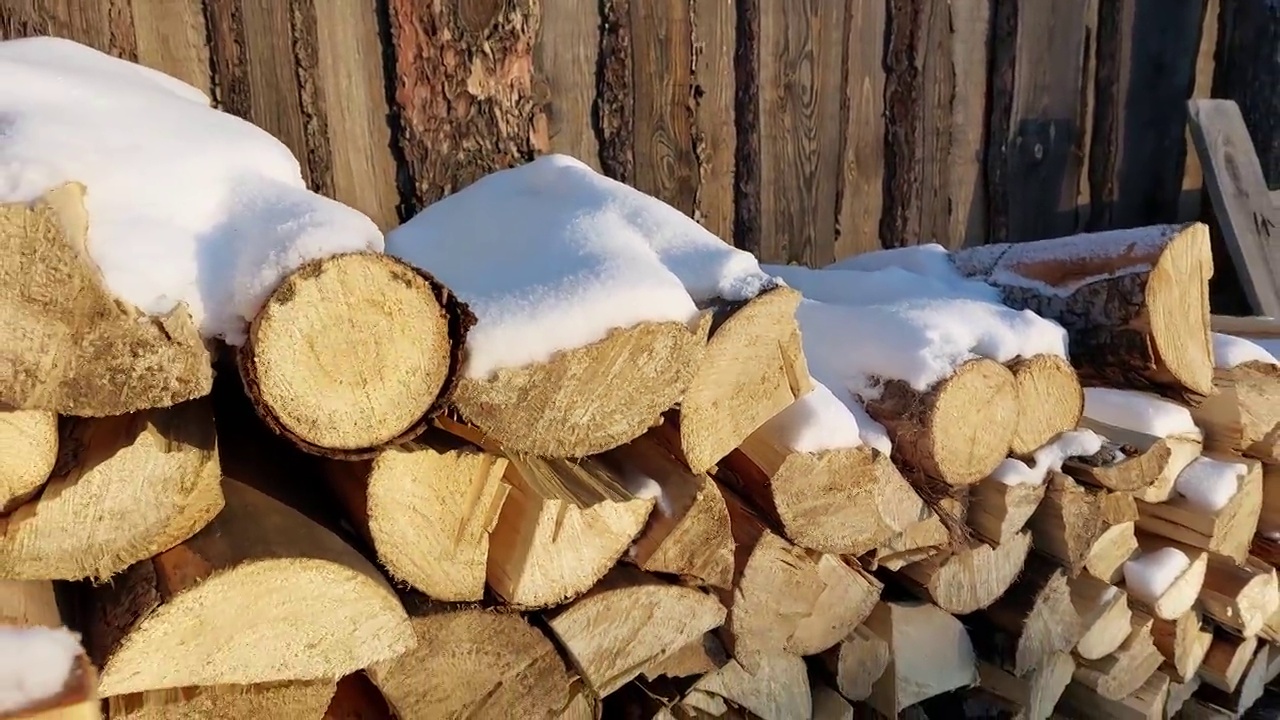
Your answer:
0,625 -> 83,714
1212,333 -> 1279,368
989,429 -> 1104,487
1082,387 -> 1201,438
755,381 -> 891,455
1123,547 -> 1192,605
0,36 -> 382,344
1173,455 -> 1248,513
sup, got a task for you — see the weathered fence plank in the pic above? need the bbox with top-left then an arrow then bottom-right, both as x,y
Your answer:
535,0 -> 601,171
691,0 -> 736,242
631,0 -> 699,217
834,0 -> 885,259
129,0 -> 210,96
1214,0 -> 1280,188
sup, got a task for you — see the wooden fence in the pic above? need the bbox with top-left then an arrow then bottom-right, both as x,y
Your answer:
1,0 -> 1275,273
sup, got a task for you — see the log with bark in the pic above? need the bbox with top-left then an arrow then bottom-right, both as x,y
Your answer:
865,600 -> 979,716
951,222 -> 1215,403
1135,453 -> 1263,562
1189,358 -> 1280,463
0,408 -> 57,514
1064,419 -> 1200,495
1006,354 -> 1085,457
1028,472 -> 1137,575
0,399 -> 223,580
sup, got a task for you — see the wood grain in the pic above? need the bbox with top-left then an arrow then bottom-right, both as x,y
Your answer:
834,0 -> 886,259
732,0 -> 762,256
0,0 -> 135,58
757,0 -> 845,265
631,0 -> 698,217
946,0 -> 991,249
692,0 -> 736,241
535,0 -> 602,170
1179,0 -> 1219,222
597,0 -> 635,184
130,0 -> 210,95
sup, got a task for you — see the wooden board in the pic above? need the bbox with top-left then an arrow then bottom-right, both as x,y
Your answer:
833,0 -> 886,259
534,0 -> 602,170
691,0 -> 736,242
631,0 -> 698,218
1214,1 -> 1280,188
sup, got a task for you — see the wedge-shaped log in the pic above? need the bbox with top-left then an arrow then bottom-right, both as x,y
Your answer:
1198,629 -> 1259,693
963,555 -> 1081,676
1072,576 -> 1131,660
1150,610 -> 1212,682
1189,360 -> 1280,462
977,653 -> 1074,720
681,653 -> 811,720
1059,670 -> 1169,720
866,600 -> 978,716
969,477 -> 1045,545
0,409 -> 57,514
0,580 -> 99,719
1122,533 -> 1209,620
1136,453 -> 1263,562
1197,554 -> 1279,638
818,625 -> 889,703
1064,418 -> 1199,495
1029,472 -> 1137,575
1072,611 -> 1164,701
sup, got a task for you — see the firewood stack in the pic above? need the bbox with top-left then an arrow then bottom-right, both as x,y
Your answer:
3,38 -> 1280,720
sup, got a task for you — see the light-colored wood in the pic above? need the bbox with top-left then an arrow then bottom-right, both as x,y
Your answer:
1196,554 -> 1279,638
978,652 -> 1075,720
811,678 -> 854,720
0,399 -> 223,581
1165,676 -> 1201,717
324,433 -> 509,602
1030,472 -> 1137,574
1189,361 -> 1280,463
0,183 -> 211,415
0,579 -> 100,720
1123,533 -> 1209,620
642,633 -> 727,681
105,681 -> 336,720
87,478 -> 414,697
0,408 -> 57,513
238,252 -> 462,458
367,599 -> 572,720
870,509 -> 949,570
1058,668 -> 1168,720
866,600 -> 978,717
545,565 -> 725,697
1198,629 -> 1258,693
969,476 -> 1047,544
1082,521 -> 1139,584
963,554 -> 1082,675
534,0 -> 601,171
1194,643 -> 1270,715
1128,432 -> 1205,505
1136,452 -> 1263,562
1150,610 -> 1212,682
1072,611 -> 1164,701
1007,354 -> 1086,456
130,0 -> 212,96
1065,418 -> 1193,494
898,530 -> 1032,615
683,653 -> 811,720
818,625 -> 889,703
1073,576 -> 1132,660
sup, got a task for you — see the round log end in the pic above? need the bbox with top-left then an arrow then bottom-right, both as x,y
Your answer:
921,530 -> 1032,615
1007,354 -> 1084,456
918,358 -> 1019,486
240,253 -> 459,457
454,315 -> 711,458
1149,223 -> 1215,398
0,409 -> 58,513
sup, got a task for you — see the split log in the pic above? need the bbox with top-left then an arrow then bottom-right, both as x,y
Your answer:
1150,611 -> 1213,682
673,286 -> 811,471
718,489 -> 880,672
951,222 -> 1215,403
85,478 -> 415,697
1262,463 -> 1280,536
1166,676 -> 1201,717
811,679 -> 855,720
977,653 -> 1074,720
0,580 -> 98,720
866,600 -> 979,716
1196,555 -> 1279,638
1195,643 -> 1270,716
545,565 -> 726,697
897,530 -> 1032,614
1029,473 -> 1137,575
1176,698 -> 1233,719
1072,611 -> 1164,700
642,633 -> 728,681
238,252 -> 466,458
1082,521 -> 1139,584
1059,669 -> 1169,720
1188,360 -> 1280,462
1064,420 -> 1200,495
105,681 -> 337,720
869,509 -> 950,571
0,409 -> 57,513
555,682 -> 598,720
0,399 -> 223,580
323,432 -> 509,601
0,183 -> 212,417
963,555 -> 1081,676
681,653 -> 811,720
1198,630 -> 1259,693
1122,534 -> 1209,620
366,598 -> 571,720
1072,576 -> 1132,660
716,411 -> 927,555
486,454 -> 654,608
1006,354 -> 1085,456
1136,453 -> 1263,562
863,358 -> 1019,487
968,477 -> 1045,544
818,625 -> 890,703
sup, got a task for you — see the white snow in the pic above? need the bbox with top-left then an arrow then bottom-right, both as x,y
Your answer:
1123,547 -> 1192,605
766,261 -> 1001,305
825,243 -> 964,281
0,37 -> 382,345
1174,456 -> 1247,513
1082,388 -> 1201,439
386,154 -> 773,379
755,382 -> 864,453
1253,338 -> 1280,359
983,225 -> 1178,297
621,473 -> 670,514
990,429 -> 1104,486
0,625 -> 83,714
1212,333 -> 1279,368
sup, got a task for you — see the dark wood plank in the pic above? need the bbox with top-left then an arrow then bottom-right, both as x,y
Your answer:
534,0 -> 602,170
385,0 -> 543,207
0,0 -> 136,59
691,0 -> 736,241
732,0 -> 761,256
946,0 -> 992,249
880,0 -> 924,249
597,0 -> 635,184
1088,0 -> 1204,230
833,0 -> 885,259
1188,99 -> 1280,317
129,0 -> 211,96
987,0 -> 1098,243
1178,0 -> 1219,222
757,0 -> 846,266
1214,0 -> 1280,188
631,0 -> 698,217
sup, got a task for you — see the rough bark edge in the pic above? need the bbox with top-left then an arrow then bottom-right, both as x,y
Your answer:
596,0 -> 634,183
288,0 -> 335,199
732,0 -> 761,254
880,0 -> 922,248
236,253 -> 475,460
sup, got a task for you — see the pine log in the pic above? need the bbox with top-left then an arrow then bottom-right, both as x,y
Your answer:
0,399 -> 223,580
1007,354 -> 1085,457
1136,453 -> 1263,562
1195,643 -> 1270,715
104,681 -> 337,720
599,433 -> 738,588
1189,361 -> 1280,463
1072,576 -> 1132,660
0,580 -> 99,720
0,409 -> 57,513
1059,669 -> 1169,720
238,252 -> 466,459
896,529 -> 1031,614
864,357 -> 1019,487
366,598 -> 571,720
1125,431 -> 1205,505
486,453 -> 654,608
1072,611 -> 1164,700
1165,676 -> 1201,717
869,507 -> 950,571
1082,521 -> 1140,584
545,565 -> 726,697
977,653 -> 1074,720
951,222 -> 1215,403
642,633 -> 728,681
1151,611 -> 1213,682
716,418 -> 927,555
717,489 -> 881,671
673,286 -> 811,471
323,432 -> 509,601
1196,555 -> 1279,638
818,625 -> 890,703
1029,473 -> 1137,575
0,183 -> 211,417
1064,419 -> 1199,494
969,477 -> 1046,544
1198,629 -> 1258,693
680,653 -> 811,720
866,600 -> 978,716
1123,534 -> 1209,620
85,478 -> 414,697
964,554 -> 1082,675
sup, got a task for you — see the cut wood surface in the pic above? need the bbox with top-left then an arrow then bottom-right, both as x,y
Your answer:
977,652 -> 1074,720
238,252 -> 466,459
1150,610 -> 1212,682
969,475 -> 1046,544
0,408 -> 57,513
865,357 -> 1019,487
1136,453 -> 1263,562
1196,554 -> 1279,638
1072,611 -> 1163,701
866,600 -> 978,717
1082,521 -> 1139,585
323,433 -> 509,602
367,598 -> 571,720
1196,644 -> 1271,716
683,652 -> 811,720
1072,576 -> 1131,660
1125,534 -> 1209,620
952,223 -> 1215,403
1059,668 -> 1168,720
1199,629 -> 1259,693
897,530 -> 1032,615
1190,361 -> 1280,463
1029,472 -> 1136,575
0,183 -> 212,416
641,633 -> 728,681
105,681 -> 337,720
1007,354 -> 1085,456
0,399 -> 223,580
819,625 -> 890,703
1065,417 -> 1191,494
963,554 -> 1081,676
452,314 -> 712,458
674,286 -> 811,471
85,478 -> 414,697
